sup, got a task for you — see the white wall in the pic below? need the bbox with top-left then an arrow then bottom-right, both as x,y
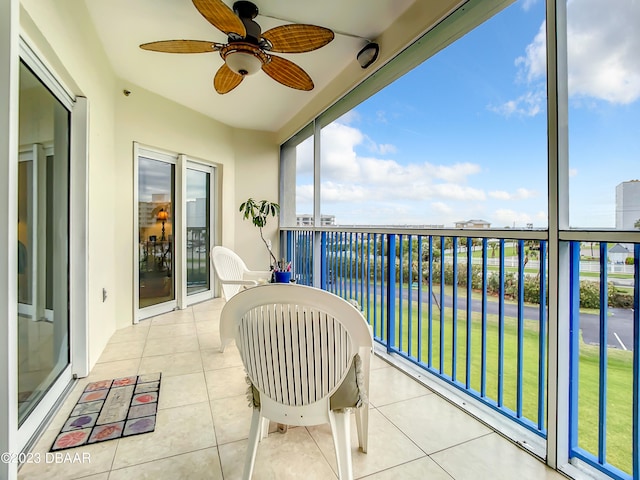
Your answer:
232,129 -> 280,271
113,85 -> 279,328
19,1 -> 280,369
21,0 -> 118,368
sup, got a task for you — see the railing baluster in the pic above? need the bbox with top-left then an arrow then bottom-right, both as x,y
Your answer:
373,233 -> 378,337
428,236 -> 434,369
408,234 -> 413,358
466,237 -> 473,390
569,241 -> 581,458
349,232 -> 354,300
399,234 -> 404,353
633,244 -> 640,479
498,238 -> 505,407
517,239 -> 525,418
418,236 -> 424,364
320,232 -> 327,289
440,236 -> 445,374
538,240 -> 547,432
452,237 -> 458,381
387,234 -> 396,352
481,237 -> 488,398
598,242 -> 608,464
381,234 -> 386,343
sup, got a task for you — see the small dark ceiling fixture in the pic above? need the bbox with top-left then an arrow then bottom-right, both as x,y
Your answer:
356,42 -> 379,69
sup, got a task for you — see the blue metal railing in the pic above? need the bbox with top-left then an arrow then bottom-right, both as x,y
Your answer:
284,229 -> 550,436
284,228 -> 640,480
568,242 -> 640,480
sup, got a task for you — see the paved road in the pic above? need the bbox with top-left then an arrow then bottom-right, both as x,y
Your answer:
330,279 -> 635,351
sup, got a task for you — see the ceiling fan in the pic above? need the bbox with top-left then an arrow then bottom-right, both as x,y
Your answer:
140,0 -> 334,94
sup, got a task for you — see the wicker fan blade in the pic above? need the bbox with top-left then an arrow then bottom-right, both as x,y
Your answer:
262,25 -> 334,53
193,0 -> 246,36
140,40 -> 220,54
262,55 -> 313,91
214,63 -> 244,94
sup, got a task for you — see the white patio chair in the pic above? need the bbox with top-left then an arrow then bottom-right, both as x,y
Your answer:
220,283 -> 373,480
210,246 -> 271,301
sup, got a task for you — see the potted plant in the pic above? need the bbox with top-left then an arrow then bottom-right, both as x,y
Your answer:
239,198 -> 290,281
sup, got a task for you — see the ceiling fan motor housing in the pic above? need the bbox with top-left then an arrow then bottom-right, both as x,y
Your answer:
233,1 -> 262,44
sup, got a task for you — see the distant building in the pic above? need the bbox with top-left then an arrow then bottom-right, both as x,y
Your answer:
454,219 -> 491,229
616,180 -> 640,230
296,214 -> 335,226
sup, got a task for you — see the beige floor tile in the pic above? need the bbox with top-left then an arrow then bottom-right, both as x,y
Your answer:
431,433 -> 565,480
138,350 -> 203,377
195,320 -> 218,335
198,332 -> 223,350
364,457 -> 453,480
201,347 -> 243,371
71,474 -> 109,480
218,427 -> 338,480
192,298 -> 225,313
143,334 -> 200,356
368,366 -> 432,407
18,428 -> 117,480
147,322 -> 197,339
108,324 -> 150,345
204,366 -> 248,400
108,447 -> 223,480
210,395 -> 254,445
112,402 -> 216,469
150,309 -> 195,325
371,355 -> 390,370
83,359 -> 141,383
308,408 -> 425,478
378,394 -> 491,454
96,340 -> 145,363
158,371 -> 208,409
194,310 -> 222,323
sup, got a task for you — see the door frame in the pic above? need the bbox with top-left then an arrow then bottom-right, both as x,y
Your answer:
134,146 -> 218,322
15,39 -> 89,451
180,158 -> 216,307
133,144 -> 179,322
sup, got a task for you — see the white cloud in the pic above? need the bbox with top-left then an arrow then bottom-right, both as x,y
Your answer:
566,0 -> 640,104
569,168 -> 578,177
493,208 -> 535,227
521,0 -> 541,12
489,188 -> 538,200
515,1 -> 640,106
488,89 -> 545,117
295,120 -> 543,226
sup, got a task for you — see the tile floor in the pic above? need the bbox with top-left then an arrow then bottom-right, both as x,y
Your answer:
19,298 -> 567,480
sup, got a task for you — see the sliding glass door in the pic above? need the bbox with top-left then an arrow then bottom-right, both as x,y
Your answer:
137,155 -> 176,315
185,164 -> 214,303
136,149 -> 215,319
17,61 -> 70,426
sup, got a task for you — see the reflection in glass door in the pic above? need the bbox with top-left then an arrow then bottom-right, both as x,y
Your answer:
138,157 -> 175,310
17,62 -> 70,425
186,166 -> 212,298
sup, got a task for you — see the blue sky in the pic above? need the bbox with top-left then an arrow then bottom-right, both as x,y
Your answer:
296,0 -> 640,229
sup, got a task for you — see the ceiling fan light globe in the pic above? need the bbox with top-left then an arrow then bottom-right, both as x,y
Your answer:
225,51 -> 262,76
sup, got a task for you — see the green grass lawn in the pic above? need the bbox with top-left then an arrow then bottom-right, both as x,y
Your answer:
359,291 -> 635,475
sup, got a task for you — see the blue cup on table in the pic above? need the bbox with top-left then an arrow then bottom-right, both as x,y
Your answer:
274,271 -> 292,283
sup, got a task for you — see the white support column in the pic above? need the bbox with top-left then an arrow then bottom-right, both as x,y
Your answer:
70,97 -> 90,378
0,0 -> 20,478
312,120 -> 322,288
545,0 -> 570,470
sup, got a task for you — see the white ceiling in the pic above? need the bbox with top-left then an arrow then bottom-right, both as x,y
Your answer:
83,0 -> 420,133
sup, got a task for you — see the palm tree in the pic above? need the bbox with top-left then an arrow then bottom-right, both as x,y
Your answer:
634,218 -> 640,230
